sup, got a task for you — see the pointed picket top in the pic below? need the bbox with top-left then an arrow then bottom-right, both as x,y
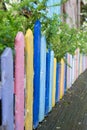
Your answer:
1,47 -> 12,58
15,32 -> 24,49
15,32 -> 25,47
34,20 -> 41,29
25,29 -> 33,41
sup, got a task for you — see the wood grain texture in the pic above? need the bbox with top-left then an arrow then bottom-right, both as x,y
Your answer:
39,36 -> 46,122
15,32 -> 24,130
72,56 -> 75,84
25,29 -> 33,130
33,20 -> 41,129
52,58 -> 57,107
49,51 -> 54,112
60,59 -> 65,99
67,54 -> 70,89
1,48 -> 14,130
55,63 -> 61,103
45,51 -> 50,115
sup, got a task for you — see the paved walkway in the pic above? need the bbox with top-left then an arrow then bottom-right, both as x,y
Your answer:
37,70 -> 87,130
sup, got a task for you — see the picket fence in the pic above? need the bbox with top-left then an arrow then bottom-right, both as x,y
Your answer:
0,20 -> 87,130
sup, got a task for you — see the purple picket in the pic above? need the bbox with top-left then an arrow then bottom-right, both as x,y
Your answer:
0,84 -> 1,100
1,48 -> 14,130
0,57 -> 1,100
0,81 -> 2,125
15,32 -> 24,130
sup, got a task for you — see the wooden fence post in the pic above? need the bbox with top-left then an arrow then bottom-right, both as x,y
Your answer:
76,49 -> 80,79
64,55 -> 67,93
0,61 -> 1,125
74,51 -> 77,80
86,56 -> 87,69
67,54 -> 70,89
70,55 -> 72,87
39,36 -> 46,122
79,54 -> 81,74
0,86 -> 2,126
56,63 -> 61,103
52,58 -> 57,107
1,48 -> 14,130
83,54 -> 84,72
33,20 -> 41,129
45,50 -> 50,115
25,29 -> 33,130
83,55 -> 85,71
60,59 -> 65,99
15,32 -> 24,130
72,56 -> 75,84
49,50 -> 54,112
0,56 -> 1,81
84,56 -> 86,70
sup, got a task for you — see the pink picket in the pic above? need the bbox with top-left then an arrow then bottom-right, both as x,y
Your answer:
14,32 -> 25,130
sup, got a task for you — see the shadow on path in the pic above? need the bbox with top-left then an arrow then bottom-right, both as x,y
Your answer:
37,70 -> 87,130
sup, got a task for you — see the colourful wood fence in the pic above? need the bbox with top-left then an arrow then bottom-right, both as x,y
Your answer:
0,21 -> 87,130
1,48 -> 14,130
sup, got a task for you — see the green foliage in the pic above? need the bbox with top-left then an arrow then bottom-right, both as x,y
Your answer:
44,14 -> 86,61
0,0 -> 62,54
77,23 -> 87,54
0,0 -> 47,53
0,9 -> 27,54
81,3 -> 87,24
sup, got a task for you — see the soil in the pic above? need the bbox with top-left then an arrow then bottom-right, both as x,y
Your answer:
37,69 -> 87,130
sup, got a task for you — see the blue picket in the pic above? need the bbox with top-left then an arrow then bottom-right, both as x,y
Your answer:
49,50 -> 54,112
33,20 -> 41,129
64,63 -> 67,93
1,48 -> 14,130
55,63 -> 61,103
45,51 -> 50,115
39,36 -> 46,122
64,55 -> 67,93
